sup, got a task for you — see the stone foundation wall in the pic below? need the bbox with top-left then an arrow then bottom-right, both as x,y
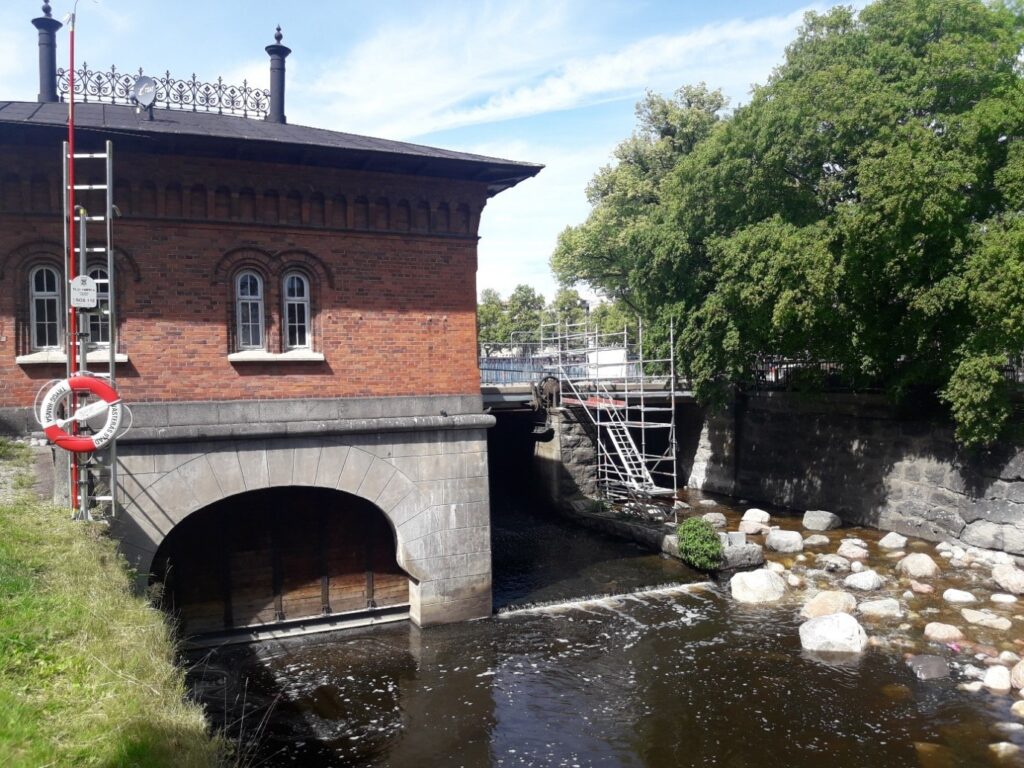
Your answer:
687,392 -> 1024,557
533,406 -> 597,506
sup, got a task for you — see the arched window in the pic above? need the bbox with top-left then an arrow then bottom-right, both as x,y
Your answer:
29,265 -> 61,350
282,272 -> 310,350
87,265 -> 110,346
235,271 -> 264,350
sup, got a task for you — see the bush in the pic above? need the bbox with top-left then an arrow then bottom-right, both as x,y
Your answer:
677,517 -> 723,571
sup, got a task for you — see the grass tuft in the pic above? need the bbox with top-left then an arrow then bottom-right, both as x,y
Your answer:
0,439 -> 222,767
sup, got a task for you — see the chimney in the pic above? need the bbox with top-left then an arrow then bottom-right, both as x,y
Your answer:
265,26 -> 291,124
31,3 -> 62,103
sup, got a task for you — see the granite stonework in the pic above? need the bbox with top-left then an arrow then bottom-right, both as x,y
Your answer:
8,394 -> 494,627
534,406 -> 598,502
685,392 -> 1024,559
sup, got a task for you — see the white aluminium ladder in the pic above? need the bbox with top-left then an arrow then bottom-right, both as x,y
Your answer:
543,318 -> 678,503
63,140 -> 118,519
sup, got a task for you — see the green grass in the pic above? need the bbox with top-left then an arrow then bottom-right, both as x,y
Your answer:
0,438 -> 222,767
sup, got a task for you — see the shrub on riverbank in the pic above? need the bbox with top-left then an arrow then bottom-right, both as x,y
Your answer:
0,440 -> 221,767
677,517 -> 722,571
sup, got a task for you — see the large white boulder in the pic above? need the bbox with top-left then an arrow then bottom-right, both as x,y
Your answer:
843,570 -> 883,591
738,520 -> 771,536
730,568 -> 786,604
878,532 -> 908,550
803,510 -> 842,531
799,613 -> 868,653
800,590 -> 857,619
742,508 -> 771,524
993,565 -> 1024,595
765,530 -> 804,553
897,553 -> 941,579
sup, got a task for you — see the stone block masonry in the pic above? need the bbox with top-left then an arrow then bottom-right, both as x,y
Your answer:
686,392 -> 1024,559
110,395 -> 494,627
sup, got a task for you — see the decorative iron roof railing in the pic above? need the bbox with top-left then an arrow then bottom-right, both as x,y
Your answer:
56,63 -> 270,119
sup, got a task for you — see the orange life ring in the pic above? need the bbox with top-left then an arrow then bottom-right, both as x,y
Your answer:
39,375 -> 123,452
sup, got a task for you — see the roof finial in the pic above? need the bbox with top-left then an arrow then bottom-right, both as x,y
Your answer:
274,25 -> 283,44
42,2 -> 52,17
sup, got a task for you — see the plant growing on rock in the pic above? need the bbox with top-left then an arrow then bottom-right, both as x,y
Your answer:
677,517 -> 723,571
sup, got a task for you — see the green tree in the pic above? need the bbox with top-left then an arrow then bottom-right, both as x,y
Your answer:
544,288 -> 588,329
505,284 -> 546,343
553,0 -> 1024,446
477,288 -> 507,344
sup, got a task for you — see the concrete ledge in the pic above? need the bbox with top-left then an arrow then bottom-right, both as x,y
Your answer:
16,350 -> 129,365
227,350 -> 325,363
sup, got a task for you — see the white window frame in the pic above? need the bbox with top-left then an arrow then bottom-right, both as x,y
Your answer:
29,265 -> 62,351
282,271 -> 311,350
235,271 -> 265,351
86,264 -> 111,348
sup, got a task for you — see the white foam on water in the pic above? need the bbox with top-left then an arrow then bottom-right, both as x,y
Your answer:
497,581 -> 713,617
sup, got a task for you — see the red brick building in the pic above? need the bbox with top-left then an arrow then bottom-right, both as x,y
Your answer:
0,6 -> 540,637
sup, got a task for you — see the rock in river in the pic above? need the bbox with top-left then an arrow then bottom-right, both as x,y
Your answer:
702,512 -> 727,529
803,534 -> 830,547
843,570 -> 883,591
897,553 -> 941,579
817,554 -> 852,573
923,622 -> 963,643
961,609 -> 1012,631
1011,660 -> 1024,689
801,590 -> 857,619
803,510 -> 842,531
858,598 -> 903,619
908,654 -> 949,680
765,530 -> 804,553
985,665 -> 1012,694
738,520 -> 771,536
878,531 -> 907,550
837,541 -> 869,561
942,588 -> 977,604
992,565 -> 1024,595
742,508 -> 771,524
730,568 -> 786,604
799,613 -> 868,653
910,580 -> 935,595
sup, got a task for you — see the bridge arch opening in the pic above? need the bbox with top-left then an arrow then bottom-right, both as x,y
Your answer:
151,486 -> 411,639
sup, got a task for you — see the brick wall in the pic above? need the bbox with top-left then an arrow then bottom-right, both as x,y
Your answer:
0,142 -> 490,406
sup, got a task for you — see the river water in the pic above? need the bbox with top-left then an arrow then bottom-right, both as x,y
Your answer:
185,492 -> 1023,767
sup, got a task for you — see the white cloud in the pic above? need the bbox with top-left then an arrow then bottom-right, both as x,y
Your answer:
291,4 -> 821,140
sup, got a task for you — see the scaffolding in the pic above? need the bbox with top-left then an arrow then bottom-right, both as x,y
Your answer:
62,139 -> 118,520
540,318 -> 678,503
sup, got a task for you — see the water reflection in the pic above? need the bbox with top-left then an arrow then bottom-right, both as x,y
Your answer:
185,496 -> 1012,767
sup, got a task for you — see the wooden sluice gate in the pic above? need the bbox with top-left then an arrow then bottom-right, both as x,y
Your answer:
152,487 -> 410,642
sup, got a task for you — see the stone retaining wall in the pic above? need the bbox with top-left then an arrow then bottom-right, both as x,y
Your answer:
687,392 -> 1024,557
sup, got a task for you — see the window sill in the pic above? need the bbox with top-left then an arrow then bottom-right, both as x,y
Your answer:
227,350 -> 325,363
16,350 -> 129,365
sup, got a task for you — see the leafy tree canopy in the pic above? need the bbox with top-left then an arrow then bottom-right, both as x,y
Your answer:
551,0 -> 1024,446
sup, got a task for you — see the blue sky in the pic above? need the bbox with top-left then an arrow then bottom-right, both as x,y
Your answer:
1,1 -> 838,302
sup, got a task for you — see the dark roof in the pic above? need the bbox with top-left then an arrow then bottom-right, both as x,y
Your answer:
0,101 -> 542,196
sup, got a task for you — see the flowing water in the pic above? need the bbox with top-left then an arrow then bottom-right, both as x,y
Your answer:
185,492 -> 1024,767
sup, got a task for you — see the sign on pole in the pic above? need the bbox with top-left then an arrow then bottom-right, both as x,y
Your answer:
69,275 -> 97,308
